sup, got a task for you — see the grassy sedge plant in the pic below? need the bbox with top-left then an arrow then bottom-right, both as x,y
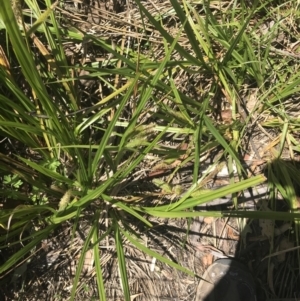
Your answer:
0,0 -> 300,299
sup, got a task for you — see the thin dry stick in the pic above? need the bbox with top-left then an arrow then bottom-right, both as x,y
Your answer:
261,245 -> 300,261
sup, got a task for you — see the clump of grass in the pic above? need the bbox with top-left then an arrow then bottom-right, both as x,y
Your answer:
0,0 -> 300,299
